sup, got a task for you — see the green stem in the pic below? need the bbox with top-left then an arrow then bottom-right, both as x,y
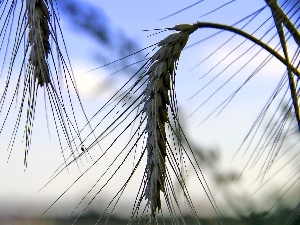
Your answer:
265,0 -> 300,46
190,22 -> 300,78
266,0 -> 300,130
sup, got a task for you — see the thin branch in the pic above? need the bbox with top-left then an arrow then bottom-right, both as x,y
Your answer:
176,22 -> 300,77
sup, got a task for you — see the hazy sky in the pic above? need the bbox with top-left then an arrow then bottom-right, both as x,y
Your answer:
0,0 -> 299,220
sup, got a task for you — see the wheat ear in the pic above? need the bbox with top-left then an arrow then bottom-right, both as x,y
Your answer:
143,24 -> 196,217
27,0 -> 50,86
20,0 -> 51,166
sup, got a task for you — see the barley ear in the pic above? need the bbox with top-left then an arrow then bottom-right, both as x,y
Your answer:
143,29 -> 190,217
27,0 -> 51,86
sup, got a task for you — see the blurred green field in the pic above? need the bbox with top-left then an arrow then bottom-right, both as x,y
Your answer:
0,207 -> 298,225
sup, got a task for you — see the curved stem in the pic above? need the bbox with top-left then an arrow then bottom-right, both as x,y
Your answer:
189,22 -> 299,78
267,0 -> 300,130
265,0 -> 300,46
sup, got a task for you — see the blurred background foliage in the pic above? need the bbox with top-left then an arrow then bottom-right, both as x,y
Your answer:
59,0 -> 145,74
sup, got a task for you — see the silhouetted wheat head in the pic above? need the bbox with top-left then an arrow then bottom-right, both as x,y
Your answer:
0,0 -> 91,167
142,25 -> 195,216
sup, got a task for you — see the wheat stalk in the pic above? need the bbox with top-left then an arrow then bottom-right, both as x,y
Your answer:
26,0 -> 50,86
143,24 -> 196,217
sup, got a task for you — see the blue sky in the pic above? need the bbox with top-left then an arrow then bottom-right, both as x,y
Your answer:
0,0 -> 299,220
